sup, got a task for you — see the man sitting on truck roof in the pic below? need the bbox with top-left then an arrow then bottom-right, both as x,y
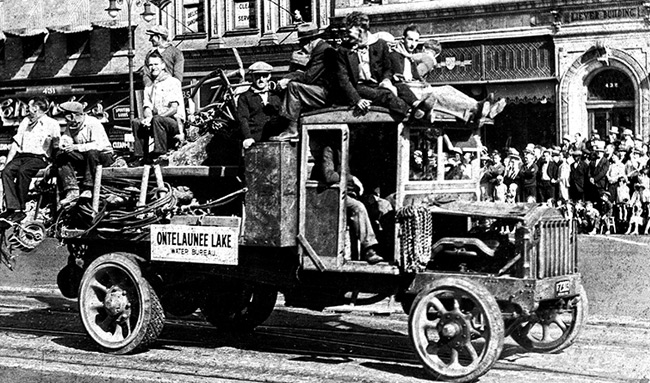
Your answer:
130,51 -> 185,166
333,12 -> 410,119
269,23 -> 337,142
391,30 -> 506,125
56,101 -> 114,206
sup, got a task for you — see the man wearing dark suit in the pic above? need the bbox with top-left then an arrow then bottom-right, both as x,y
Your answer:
388,25 -> 421,112
334,11 -> 409,119
521,150 -> 539,202
270,23 -> 337,142
569,150 -> 588,202
237,62 -> 283,149
588,141 -> 610,202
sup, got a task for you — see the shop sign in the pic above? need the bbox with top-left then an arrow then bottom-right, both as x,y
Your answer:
113,106 -> 131,120
234,0 -> 254,29
565,6 -> 641,23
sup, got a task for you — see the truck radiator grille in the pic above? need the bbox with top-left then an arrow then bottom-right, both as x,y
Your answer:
537,219 -> 577,278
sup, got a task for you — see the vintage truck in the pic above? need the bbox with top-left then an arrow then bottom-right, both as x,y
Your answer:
52,101 -> 586,382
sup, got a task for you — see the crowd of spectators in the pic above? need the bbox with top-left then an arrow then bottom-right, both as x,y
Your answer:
479,127 -> 650,234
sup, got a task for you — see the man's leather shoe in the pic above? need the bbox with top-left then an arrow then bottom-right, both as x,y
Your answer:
60,189 -> 80,206
489,98 -> 507,119
127,158 -> 144,168
364,248 -> 383,265
479,100 -> 491,119
269,131 -> 299,142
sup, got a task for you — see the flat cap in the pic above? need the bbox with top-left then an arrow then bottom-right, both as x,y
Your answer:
59,101 -> 84,114
146,25 -> 169,37
248,61 -> 273,74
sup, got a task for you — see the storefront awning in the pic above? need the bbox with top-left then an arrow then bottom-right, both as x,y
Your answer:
3,28 -> 48,37
91,20 -> 133,30
487,81 -> 557,104
47,25 -> 93,34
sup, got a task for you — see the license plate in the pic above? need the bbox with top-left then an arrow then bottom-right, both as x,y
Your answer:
555,280 -> 571,297
150,220 -> 240,265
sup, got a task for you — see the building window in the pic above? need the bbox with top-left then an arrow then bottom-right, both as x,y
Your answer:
233,0 -> 257,29
67,32 -> 90,57
290,0 -> 312,23
22,35 -> 44,59
181,0 -> 206,34
110,28 -> 130,52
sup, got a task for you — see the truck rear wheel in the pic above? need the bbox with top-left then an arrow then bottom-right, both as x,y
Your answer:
201,284 -> 277,332
408,277 -> 504,383
78,253 -> 165,354
510,285 -> 587,353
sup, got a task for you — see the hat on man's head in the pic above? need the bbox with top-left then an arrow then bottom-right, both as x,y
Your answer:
146,25 -> 169,38
551,146 -> 561,156
610,126 -> 619,134
297,23 -> 323,42
59,101 -> 84,114
507,147 -> 520,158
593,140 -> 606,152
525,143 -> 535,152
571,149 -> 583,156
623,128 -> 633,136
562,133 -> 572,142
490,149 -> 501,156
248,61 -> 273,74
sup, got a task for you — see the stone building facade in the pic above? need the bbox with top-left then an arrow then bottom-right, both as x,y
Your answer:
2,0 -> 650,151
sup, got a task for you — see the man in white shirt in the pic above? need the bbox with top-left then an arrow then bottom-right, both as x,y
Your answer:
131,51 -> 185,166
56,101 -> 114,205
1,97 -> 60,223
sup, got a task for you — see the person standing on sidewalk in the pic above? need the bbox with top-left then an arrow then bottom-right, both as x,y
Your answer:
56,101 -> 114,206
1,97 -> 60,223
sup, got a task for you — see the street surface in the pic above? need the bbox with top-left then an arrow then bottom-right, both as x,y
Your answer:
0,236 -> 648,382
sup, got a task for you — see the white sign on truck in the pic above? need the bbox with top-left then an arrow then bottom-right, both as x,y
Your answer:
150,220 -> 240,265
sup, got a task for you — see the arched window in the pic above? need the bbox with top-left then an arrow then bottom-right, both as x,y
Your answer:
586,69 -> 635,139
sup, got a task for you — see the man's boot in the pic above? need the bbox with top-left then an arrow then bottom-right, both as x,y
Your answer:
60,189 -> 80,207
269,121 -> 299,142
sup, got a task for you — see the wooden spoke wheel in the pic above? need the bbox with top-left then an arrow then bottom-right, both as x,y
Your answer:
201,284 -> 277,332
78,253 -> 164,354
408,278 -> 504,383
510,285 -> 588,353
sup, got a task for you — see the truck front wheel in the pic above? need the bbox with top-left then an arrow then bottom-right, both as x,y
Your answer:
408,277 -> 504,383
78,253 -> 165,354
510,285 -> 588,353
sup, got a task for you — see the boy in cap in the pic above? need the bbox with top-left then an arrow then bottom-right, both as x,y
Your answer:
237,61 -> 282,149
56,101 -> 114,205
143,25 -> 184,87
271,23 -> 336,141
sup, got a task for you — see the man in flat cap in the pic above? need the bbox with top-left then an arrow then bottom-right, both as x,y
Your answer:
237,61 -> 282,149
270,23 -> 336,141
1,97 -> 60,223
56,101 -> 114,206
131,50 -> 185,165
143,25 -> 184,87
